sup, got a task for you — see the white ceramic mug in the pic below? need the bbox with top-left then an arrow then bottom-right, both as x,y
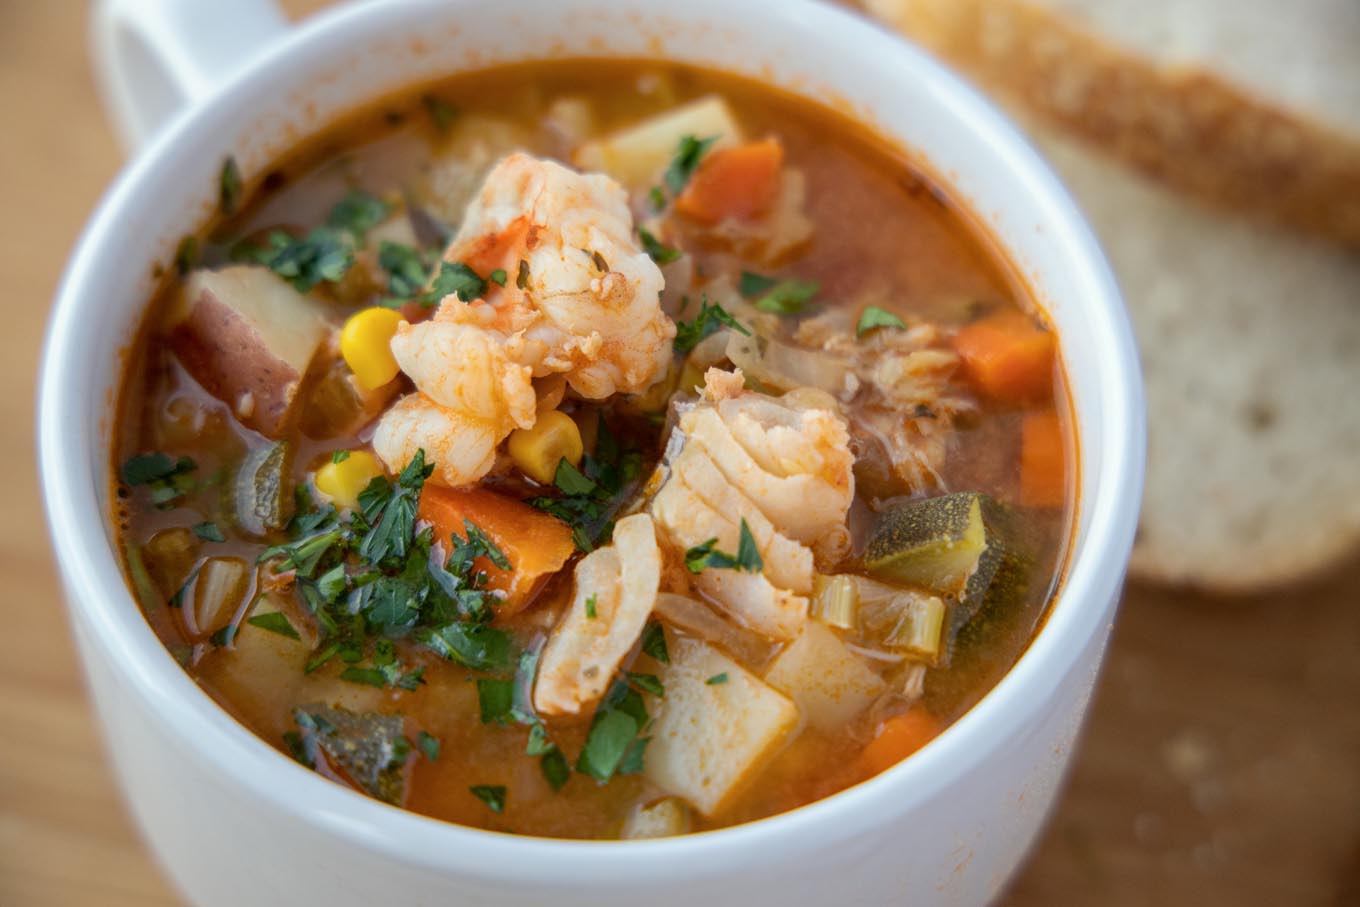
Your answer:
41,1 -> 1144,904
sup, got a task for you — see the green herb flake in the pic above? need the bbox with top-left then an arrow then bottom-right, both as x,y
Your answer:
233,227 -> 355,292
584,593 -> 598,620
219,156 -> 243,216
477,678 -> 515,724
577,680 -> 649,783
745,274 -> 820,315
245,611 -> 300,640
378,240 -> 432,299
553,458 -> 598,497
627,672 -> 664,698
640,622 -> 669,664
516,259 -> 531,290
326,189 -> 390,242
339,666 -> 389,688
425,260 -> 487,304
190,521 -> 224,543
121,452 -> 198,508
331,450 -> 351,465
706,672 -> 729,685
639,228 -> 681,265
856,305 -> 908,337
664,134 -> 718,195
469,784 -> 507,814
673,296 -> 750,353
684,519 -> 762,574
489,268 -> 508,286
540,749 -> 570,791
417,730 -> 440,761
648,186 -> 667,212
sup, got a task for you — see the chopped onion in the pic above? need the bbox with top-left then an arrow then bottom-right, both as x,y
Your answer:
654,593 -> 775,668
191,556 -> 251,640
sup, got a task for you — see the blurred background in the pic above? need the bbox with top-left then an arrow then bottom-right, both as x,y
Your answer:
1,1 -> 1356,904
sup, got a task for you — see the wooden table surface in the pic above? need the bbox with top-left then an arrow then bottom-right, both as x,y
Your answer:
2,3 -> 1357,905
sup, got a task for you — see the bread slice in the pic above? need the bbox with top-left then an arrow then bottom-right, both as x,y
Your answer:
862,0 -> 1360,248
1030,127 -> 1360,590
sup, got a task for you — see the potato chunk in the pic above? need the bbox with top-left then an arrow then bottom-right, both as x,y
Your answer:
645,637 -> 798,817
573,96 -> 742,188
764,621 -> 886,733
169,266 -> 331,437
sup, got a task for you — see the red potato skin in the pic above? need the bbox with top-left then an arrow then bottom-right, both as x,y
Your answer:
170,290 -> 304,439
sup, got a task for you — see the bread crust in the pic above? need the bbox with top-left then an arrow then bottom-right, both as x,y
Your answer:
864,0 -> 1360,248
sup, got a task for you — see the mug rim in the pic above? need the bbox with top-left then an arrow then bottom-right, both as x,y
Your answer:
39,0 -> 1143,884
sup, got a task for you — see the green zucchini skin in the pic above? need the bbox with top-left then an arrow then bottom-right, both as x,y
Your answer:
863,492 -> 1030,664
291,704 -> 410,805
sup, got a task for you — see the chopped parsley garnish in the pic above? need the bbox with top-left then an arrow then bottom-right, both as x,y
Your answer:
331,450 -> 351,464
627,672 -> 664,698
672,296 -> 750,353
540,749 -> 571,791
577,679 -> 650,783
516,259 -> 531,289
469,784 -> 507,813
192,521 -> 225,543
739,271 -> 820,315
377,241 -> 434,299
584,593 -> 598,619
245,611 -> 300,640
683,519 -> 763,574
219,156 -> 243,216
664,134 -> 718,195
639,228 -> 681,265
857,305 -> 908,337
422,94 -> 458,131
489,268 -> 508,286
233,227 -> 354,293
258,449 -> 514,693
326,189 -> 390,241
121,452 -> 197,509
706,673 -> 729,685
648,186 -> 667,212
641,622 -> 669,664
477,678 -> 515,724
526,419 -> 642,552
417,730 -> 441,761
425,260 -> 487,304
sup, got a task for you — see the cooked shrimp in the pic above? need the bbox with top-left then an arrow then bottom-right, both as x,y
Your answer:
374,152 -> 675,485
534,513 -> 662,716
371,395 -> 501,488
444,152 -> 675,398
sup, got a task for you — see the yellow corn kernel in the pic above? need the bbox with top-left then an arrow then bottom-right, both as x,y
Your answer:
340,307 -> 404,389
313,450 -> 384,510
507,410 -> 584,485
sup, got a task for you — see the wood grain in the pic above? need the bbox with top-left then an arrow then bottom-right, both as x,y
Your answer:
1,3 -> 1355,905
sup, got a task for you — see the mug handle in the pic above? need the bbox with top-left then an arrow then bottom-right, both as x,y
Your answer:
91,0 -> 289,152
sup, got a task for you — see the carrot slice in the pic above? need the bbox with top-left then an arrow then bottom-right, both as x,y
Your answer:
952,310 -> 1056,403
418,485 -> 576,615
675,138 -> 784,224
859,707 -> 942,776
1020,409 -> 1067,509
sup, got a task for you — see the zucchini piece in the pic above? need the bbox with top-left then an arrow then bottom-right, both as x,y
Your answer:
289,704 -> 411,805
232,440 -> 294,537
863,492 -> 1005,626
